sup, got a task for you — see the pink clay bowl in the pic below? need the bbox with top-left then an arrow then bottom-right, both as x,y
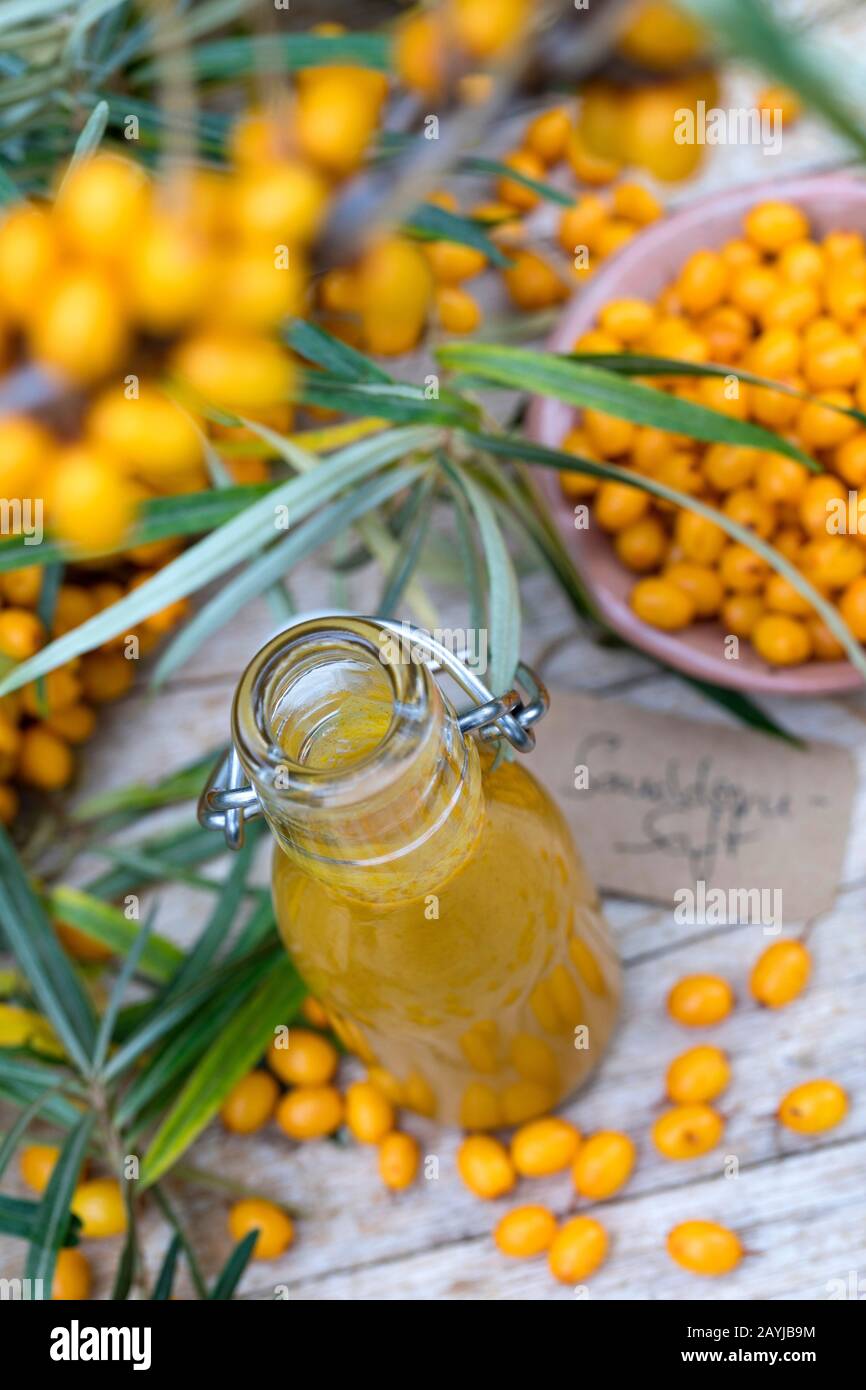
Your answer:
525,171 -> 866,697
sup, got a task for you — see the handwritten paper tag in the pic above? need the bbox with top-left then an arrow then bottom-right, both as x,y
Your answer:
531,690 -> 855,922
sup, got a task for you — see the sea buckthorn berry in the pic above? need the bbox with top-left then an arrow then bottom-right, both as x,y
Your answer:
667,974 -> 734,1027
675,510 -> 726,564
594,481 -> 649,531
71,1179 -> 127,1238
778,1079 -> 848,1134
721,237 -> 760,268
801,537 -> 864,589
612,181 -> 663,225
30,268 -> 127,384
758,84 -> 802,127
0,784 -> 19,825
457,1134 -> 516,1199
703,444 -> 757,493
778,238 -> 824,284
572,1131 -> 636,1200
797,390 -> 857,449
651,451 -> 704,502
615,516 -> 668,572
395,11 -> 444,95
730,266 -> 781,320
630,575 -> 696,630
667,1221 -> 743,1276
652,1104 -> 725,1160
826,269 -> 866,325
751,613 -> 812,666
834,432 -> 866,486
0,608 -> 44,660
51,446 -> 136,552
746,326 -> 800,378
266,1029 -> 338,1087
697,304 -> 750,362
760,282 -> 820,331
345,1080 -> 394,1144
228,1199 -> 293,1260
764,575 -> 813,618
750,380 -> 802,429
839,576 -> 866,639
56,154 -> 148,260
744,200 -> 808,252
599,298 -> 655,343
548,1215 -> 609,1284
666,1045 -> 731,1105
677,250 -> 728,315
824,229 -> 866,264
435,285 -> 482,334
525,106 -> 571,164
52,1248 -> 92,1301
378,1131 -> 420,1191
808,616 -> 845,660
20,1144 -> 61,1194
644,316 -> 708,363
722,488 -> 776,540
565,128 -> 621,185
21,667 -> 81,718
664,562 -> 722,618
0,416 -> 52,497
17,726 -> 74,791
754,452 -> 808,506
695,375 -> 749,420
301,996 -> 330,1030
502,250 -> 567,310
503,1079 -> 555,1127
721,593 -> 764,638
495,1204 -> 557,1258
799,473 -> 848,536
510,1116 -> 581,1177
220,1070 -> 279,1134
46,703 -> 97,745
275,1086 -> 343,1141
634,425 -> 689,469
750,939 -> 811,1008
424,239 -> 486,284
80,651 -> 135,705
719,543 -> 770,593
558,195 -> 608,254
803,336 -> 863,390
496,149 -> 545,210
803,315 -> 843,351
233,160 -> 326,244
584,409 -> 636,459
174,330 -> 296,411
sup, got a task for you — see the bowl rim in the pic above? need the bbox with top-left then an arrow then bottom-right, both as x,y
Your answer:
525,168 -> 866,697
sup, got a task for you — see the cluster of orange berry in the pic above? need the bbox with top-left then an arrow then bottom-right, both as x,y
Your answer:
560,199 -> 866,666
446,934 -> 846,1286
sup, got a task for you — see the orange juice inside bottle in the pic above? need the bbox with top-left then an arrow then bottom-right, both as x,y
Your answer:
233,618 -> 620,1127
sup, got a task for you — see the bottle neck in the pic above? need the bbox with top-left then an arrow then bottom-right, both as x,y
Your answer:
233,618 -> 483,904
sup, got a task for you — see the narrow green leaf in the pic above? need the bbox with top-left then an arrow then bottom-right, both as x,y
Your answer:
151,462 -> 427,684
133,31 -> 391,83
0,1193 -> 79,1244
82,823 -> 224,899
103,948 -> 277,1085
162,836 -> 257,1000
284,318 -> 392,384
0,484 -> 271,575
458,154 -> 573,206
152,1232 -> 182,1300
378,473 -> 438,616
442,461 -> 521,695
25,1112 -> 94,1290
151,1187 -> 208,1299
0,828 -> 96,1072
440,345 -> 817,467
209,1231 -> 258,1300
405,202 -> 511,267
683,676 -> 799,743
71,749 -> 221,823
139,957 -> 304,1187
60,98 -> 109,182
91,908 -> 157,1074
0,1089 -> 66,1180
48,887 -> 183,986
0,427 -> 439,695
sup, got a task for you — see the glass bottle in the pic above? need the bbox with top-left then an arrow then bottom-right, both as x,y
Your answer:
225,616 -> 620,1129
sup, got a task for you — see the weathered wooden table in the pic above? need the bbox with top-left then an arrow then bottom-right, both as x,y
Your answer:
3,44 -> 866,1300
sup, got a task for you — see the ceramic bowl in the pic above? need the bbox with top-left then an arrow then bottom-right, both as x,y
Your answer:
525,171 -> 866,695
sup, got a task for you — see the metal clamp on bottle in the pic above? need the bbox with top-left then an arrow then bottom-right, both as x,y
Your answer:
198,619 -> 549,849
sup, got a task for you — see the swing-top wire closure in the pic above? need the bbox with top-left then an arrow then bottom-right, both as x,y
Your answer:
198,620 -> 550,850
